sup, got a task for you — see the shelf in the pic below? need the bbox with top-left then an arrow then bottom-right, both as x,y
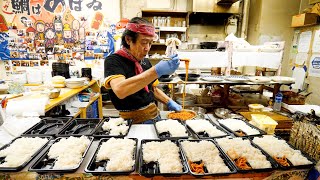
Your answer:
45,80 -> 97,112
158,26 -> 187,32
217,0 -> 240,5
141,9 -> 188,14
80,93 -> 100,109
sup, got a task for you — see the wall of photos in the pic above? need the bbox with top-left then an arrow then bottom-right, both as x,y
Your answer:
0,0 -> 120,78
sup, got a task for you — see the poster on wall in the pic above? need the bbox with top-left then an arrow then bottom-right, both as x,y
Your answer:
1,0 -> 118,61
298,31 -> 312,53
309,55 -> 320,77
312,29 -> 320,53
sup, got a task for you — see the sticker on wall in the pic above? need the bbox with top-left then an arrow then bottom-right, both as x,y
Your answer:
91,12 -> 103,30
309,55 -> 320,78
0,32 -> 10,60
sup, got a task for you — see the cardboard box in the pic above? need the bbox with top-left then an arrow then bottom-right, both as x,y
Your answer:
309,0 -> 320,4
291,13 -> 318,27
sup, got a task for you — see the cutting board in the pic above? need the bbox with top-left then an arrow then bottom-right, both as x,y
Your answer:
239,111 -> 293,129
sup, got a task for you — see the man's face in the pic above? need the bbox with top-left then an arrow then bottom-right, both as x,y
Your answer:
128,34 -> 153,60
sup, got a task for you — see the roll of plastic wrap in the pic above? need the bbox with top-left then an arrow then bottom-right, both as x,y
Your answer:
5,96 -> 48,116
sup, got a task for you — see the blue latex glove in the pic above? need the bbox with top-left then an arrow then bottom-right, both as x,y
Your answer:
155,54 -> 180,77
167,99 -> 182,112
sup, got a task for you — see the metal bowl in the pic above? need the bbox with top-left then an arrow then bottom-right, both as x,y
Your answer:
186,107 -> 206,118
214,108 -> 232,119
167,109 -> 197,120
49,89 -> 61,99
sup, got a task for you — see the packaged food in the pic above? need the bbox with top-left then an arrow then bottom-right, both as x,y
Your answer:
248,104 -> 264,112
250,114 -> 278,134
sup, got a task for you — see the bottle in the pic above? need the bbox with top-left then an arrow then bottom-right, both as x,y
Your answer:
273,92 -> 283,111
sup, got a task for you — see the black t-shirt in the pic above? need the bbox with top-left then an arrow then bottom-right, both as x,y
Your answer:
104,54 -> 155,111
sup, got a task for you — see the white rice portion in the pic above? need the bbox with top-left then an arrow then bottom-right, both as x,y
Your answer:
181,140 -> 230,173
96,138 -> 136,171
155,120 -> 188,137
102,118 -> 129,135
0,137 -> 48,167
253,135 -> 312,166
218,119 -> 260,135
216,137 -> 272,169
48,136 -> 90,169
142,140 -> 183,173
186,119 -> 227,137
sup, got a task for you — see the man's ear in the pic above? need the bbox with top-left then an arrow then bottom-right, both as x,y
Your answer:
125,36 -> 131,45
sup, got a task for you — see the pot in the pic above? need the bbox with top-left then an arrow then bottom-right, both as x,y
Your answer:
282,91 -> 311,105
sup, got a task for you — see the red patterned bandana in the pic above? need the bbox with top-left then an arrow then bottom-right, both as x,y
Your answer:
115,48 -> 149,92
126,23 -> 156,37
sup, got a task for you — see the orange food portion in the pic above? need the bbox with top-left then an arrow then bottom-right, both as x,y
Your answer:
274,156 -> 290,167
167,111 -> 196,120
188,160 -> 205,174
234,157 -> 252,170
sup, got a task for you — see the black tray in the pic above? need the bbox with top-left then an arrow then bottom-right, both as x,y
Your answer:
153,119 -> 192,140
178,139 -> 237,176
22,117 -> 72,137
0,136 -> 51,172
139,139 -> 188,177
85,138 -> 138,175
251,136 -> 316,170
185,119 -> 230,139
214,137 -> 278,173
93,118 -> 133,138
57,118 -> 101,137
29,136 -> 93,173
217,119 -> 266,137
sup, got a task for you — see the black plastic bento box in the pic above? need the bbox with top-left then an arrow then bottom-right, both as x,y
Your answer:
153,119 -> 192,140
178,139 -> 237,177
139,139 -> 189,177
22,117 -> 72,137
0,136 -> 52,172
29,136 -> 93,173
85,138 -> 138,175
92,117 -> 133,138
214,137 -> 278,173
217,119 -> 266,137
185,118 -> 230,139
57,118 -> 102,137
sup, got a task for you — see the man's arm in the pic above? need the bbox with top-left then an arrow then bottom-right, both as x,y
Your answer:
153,86 -> 170,104
109,66 -> 158,99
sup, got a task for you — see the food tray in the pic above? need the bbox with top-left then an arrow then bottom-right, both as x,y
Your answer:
57,118 -> 101,137
85,138 -> 138,175
225,76 -> 249,82
178,139 -> 237,176
139,139 -> 188,177
153,119 -> 192,140
93,118 -> 133,138
218,119 -> 266,137
200,75 -> 224,82
185,119 -> 230,139
29,136 -> 93,173
0,136 -> 51,172
22,117 -> 72,137
215,137 -> 278,173
251,136 -> 316,170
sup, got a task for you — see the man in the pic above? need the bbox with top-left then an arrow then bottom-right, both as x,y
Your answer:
103,17 -> 181,124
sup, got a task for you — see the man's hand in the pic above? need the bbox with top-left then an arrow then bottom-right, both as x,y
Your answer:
155,54 -> 180,77
167,99 -> 182,112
